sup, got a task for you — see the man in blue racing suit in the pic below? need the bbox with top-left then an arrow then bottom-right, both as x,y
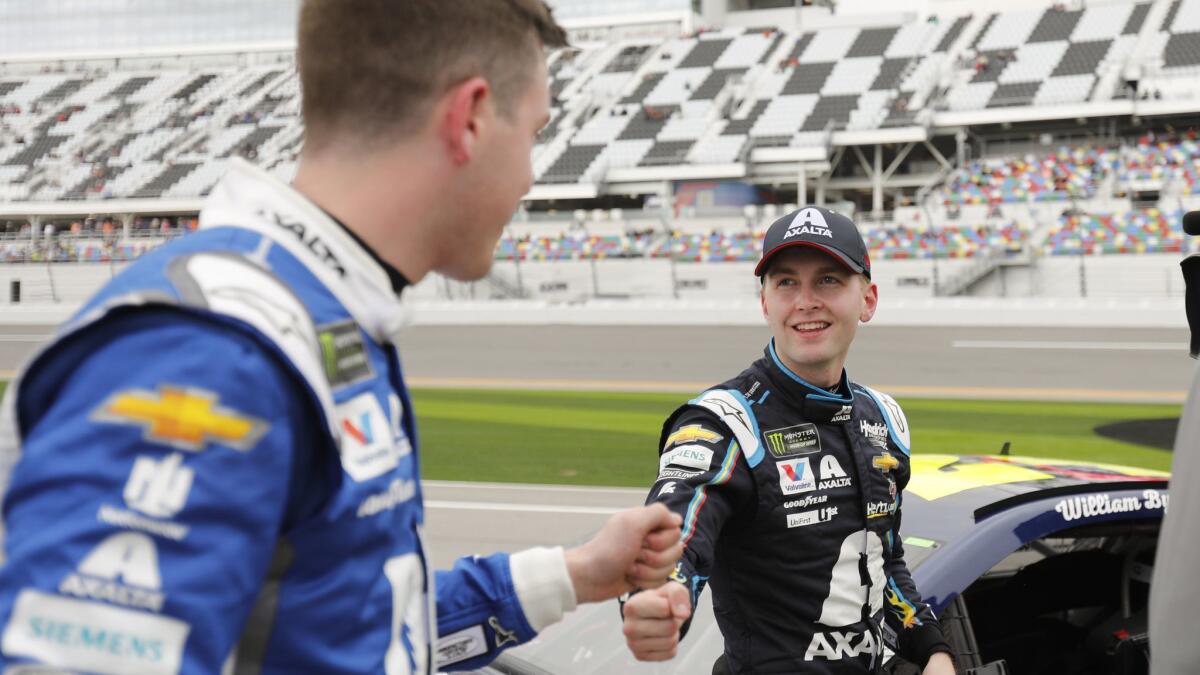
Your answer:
621,207 -> 955,674
0,2 -> 684,673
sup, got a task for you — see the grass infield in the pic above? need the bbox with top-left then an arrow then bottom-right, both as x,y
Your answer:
0,380 -> 1175,485
412,388 -> 1178,486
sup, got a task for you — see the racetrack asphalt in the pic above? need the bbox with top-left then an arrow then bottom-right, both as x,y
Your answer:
1,323 -> 1193,402
2,322 -> 1188,577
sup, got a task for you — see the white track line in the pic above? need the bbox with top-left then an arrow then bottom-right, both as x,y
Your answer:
952,340 -> 1183,351
425,480 -> 644,495
425,500 -> 622,515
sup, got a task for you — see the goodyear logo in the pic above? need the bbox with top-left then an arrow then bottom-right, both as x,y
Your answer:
664,425 -> 723,450
93,385 -> 268,452
762,423 -> 820,458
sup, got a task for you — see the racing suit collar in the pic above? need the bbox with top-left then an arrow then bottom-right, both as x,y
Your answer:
762,340 -> 855,423
199,158 -> 409,342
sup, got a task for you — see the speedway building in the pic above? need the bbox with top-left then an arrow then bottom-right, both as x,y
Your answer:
0,0 -> 1198,312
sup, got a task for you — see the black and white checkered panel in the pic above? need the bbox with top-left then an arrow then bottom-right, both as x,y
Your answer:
727,17 -> 957,150
1144,0 -> 1200,82
638,28 -> 778,167
945,3 -> 1137,111
532,42 -> 658,184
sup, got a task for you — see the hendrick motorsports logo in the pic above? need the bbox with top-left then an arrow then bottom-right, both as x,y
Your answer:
1055,489 -> 1168,522
859,420 -> 888,449
763,423 -> 820,458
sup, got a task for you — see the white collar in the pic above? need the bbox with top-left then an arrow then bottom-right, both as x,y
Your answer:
200,158 -> 407,342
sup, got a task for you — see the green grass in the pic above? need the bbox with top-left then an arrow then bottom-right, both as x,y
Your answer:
412,388 -> 1179,486
0,377 -> 1175,484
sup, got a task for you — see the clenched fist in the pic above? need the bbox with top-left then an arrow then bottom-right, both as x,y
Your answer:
622,581 -> 692,661
564,503 -> 684,604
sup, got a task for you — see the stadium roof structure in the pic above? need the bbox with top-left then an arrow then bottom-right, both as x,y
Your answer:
1,0 -> 1199,221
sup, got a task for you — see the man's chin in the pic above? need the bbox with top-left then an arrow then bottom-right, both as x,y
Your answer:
438,257 -> 494,283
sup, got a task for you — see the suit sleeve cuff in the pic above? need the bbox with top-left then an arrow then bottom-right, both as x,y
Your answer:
901,622 -> 951,668
510,546 -> 578,632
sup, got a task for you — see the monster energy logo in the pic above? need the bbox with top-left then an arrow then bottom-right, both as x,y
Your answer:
316,319 -> 373,387
762,423 -> 820,458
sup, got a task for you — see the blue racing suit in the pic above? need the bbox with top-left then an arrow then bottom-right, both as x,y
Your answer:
0,159 -> 576,674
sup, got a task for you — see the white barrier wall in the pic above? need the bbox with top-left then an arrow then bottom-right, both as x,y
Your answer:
409,257 -> 977,302
1,262 -> 127,305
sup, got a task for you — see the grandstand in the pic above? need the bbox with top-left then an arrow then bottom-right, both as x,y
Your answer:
2,0 -> 1200,308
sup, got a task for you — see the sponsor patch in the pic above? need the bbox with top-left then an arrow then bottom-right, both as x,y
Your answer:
777,458 -> 817,495
784,208 -> 834,240
659,445 -> 714,472
860,420 -> 889,449
805,629 -> 876,661
657,482 -> 677,497
317,319 -> 374,387
356,479 -> 417,518
783,494 -> 828,510
866,500 -> 896,519
2,589 -> 189,675
337,393 -> 409,482
663,425 -> 723,449
658,468 -> 703,481
831,405 -> 852,423
762,423 -> 821,459
786,506 -> 838,528
872,452 -> 899,473
96,505 -> 188,542
435,625 -> 487,668
93,385 -> 268,453
819,455 -> 847,480
58,532 -> 164,613
123,453 -> 193,519
263,208 -> 346,277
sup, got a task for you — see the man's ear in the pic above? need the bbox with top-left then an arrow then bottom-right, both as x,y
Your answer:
441,76 -> 491,165
859,279 -> 878,323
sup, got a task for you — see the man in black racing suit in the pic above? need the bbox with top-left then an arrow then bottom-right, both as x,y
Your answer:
621,206 -> 955,674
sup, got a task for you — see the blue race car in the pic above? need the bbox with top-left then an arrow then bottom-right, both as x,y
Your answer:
466,454 -> 1167,675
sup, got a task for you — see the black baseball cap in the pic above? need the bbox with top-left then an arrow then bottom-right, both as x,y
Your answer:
754,206 -> 871,279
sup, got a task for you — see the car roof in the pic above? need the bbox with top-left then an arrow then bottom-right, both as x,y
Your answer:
899,454 -> 1168,545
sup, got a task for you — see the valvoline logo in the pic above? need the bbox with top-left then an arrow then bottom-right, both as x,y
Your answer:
777,458 -> 816,495
342,411 -> 374,445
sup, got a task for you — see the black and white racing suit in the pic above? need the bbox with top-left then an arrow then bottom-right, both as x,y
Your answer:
645,341 -> 951,673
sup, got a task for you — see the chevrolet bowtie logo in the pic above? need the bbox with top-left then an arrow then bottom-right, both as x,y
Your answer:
94,385 -> 268,452
872,452 -> 899,473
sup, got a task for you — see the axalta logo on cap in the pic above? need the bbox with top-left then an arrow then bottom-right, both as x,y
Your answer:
784,207 -> 833,239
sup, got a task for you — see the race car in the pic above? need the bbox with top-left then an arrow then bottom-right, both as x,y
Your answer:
459,454 -> 1167,675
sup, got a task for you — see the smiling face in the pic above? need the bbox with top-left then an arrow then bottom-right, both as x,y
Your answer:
759,246 -> 878,387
